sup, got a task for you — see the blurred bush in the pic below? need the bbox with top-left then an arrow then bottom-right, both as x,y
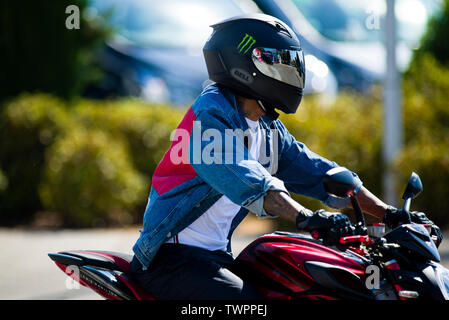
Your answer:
0,93 -> 71,224
39,127 -> 147,228
0,94 -> 184,227
0,0 -> 110,102
73,100 -> 184,182
60,99 -> 184,224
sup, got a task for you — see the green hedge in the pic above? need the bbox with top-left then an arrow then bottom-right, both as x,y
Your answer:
0,94 -> 71,224
73,99 -> 184,181
39,127 -> 147,227
0,95 -> 184,227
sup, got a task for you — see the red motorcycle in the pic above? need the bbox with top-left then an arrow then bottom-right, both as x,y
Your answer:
48,169 -> 449,300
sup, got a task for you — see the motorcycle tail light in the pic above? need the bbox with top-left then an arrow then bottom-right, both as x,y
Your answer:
367,223 -> 385,238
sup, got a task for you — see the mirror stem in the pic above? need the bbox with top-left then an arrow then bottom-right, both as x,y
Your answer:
402,198 -> 412,223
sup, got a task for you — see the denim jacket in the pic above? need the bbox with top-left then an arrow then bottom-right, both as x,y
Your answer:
132,84 -> 362,270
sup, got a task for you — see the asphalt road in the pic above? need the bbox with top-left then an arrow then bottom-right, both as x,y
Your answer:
0,227 -> 448,300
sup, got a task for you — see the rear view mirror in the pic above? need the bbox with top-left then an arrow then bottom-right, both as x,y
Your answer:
402,172 -> 423,200
323,167 -> 357,198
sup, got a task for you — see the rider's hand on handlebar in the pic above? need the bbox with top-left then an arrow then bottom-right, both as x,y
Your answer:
383,206 -> 443,247
383,206 -> 410,229
296,209 -> 355,245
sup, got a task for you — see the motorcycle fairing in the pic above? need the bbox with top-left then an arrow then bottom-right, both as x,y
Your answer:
384,224 -> 440,262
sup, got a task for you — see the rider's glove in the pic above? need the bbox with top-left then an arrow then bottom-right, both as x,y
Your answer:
296,209 -> 355,245
410,211 -> 444,248
383,206 -> 443,247
383,206 -> 410,229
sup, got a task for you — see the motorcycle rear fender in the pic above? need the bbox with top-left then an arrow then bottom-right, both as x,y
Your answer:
48,251 -> 154,300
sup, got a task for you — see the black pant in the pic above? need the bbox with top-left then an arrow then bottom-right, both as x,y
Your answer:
130,243 -> 263,300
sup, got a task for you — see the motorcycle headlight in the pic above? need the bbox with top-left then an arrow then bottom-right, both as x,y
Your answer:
435,265 -> 449,300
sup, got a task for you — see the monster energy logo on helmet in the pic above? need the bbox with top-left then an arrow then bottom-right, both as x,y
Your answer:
237,33 -> 256,54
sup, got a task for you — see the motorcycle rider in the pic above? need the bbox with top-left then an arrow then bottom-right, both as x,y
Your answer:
130,14 -> 442,300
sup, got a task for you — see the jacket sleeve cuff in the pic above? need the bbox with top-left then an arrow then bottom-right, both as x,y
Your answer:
243,177 -> 289,218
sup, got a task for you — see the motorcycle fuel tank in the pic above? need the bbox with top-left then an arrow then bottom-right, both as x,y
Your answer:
233,232 -> 368,299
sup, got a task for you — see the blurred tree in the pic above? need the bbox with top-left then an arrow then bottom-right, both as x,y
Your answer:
412,0 -> 449,65
0,0 -> 110,102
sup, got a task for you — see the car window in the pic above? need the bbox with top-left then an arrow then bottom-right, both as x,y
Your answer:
89,0 -> 244,48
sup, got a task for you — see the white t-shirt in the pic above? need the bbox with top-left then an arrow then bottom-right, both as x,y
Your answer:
166,117 -> 262,251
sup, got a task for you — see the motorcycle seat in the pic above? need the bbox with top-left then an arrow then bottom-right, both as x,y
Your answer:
49,250 -> 133,273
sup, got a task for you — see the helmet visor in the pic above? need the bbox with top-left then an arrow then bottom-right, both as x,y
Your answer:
252,47 -> 305,89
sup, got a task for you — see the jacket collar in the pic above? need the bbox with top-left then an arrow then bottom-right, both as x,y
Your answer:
216,84 -> 278,128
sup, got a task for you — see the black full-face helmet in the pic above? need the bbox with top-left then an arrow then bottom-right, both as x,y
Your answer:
203,13 -> 305,115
